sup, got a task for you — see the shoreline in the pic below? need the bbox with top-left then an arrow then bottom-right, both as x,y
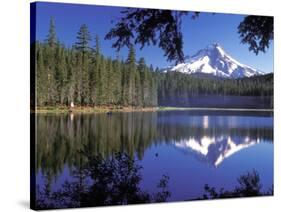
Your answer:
32,106 -> 159,114
32,106 -> 273,114
158,107 -> 273,112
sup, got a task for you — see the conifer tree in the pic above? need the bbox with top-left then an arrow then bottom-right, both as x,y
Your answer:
46,17 -> 57,49
36,43 -> 46,106
112,58 -> 122,105
55,45 -> 68,104
43,17 -> 59,104
75,24 -> 92,57
75,24 -> 92,105
135,70 -> 142,107
97,56 -> 107,105
138,58 -> 149,107
126,45 -> 136,106
106,59 -> 115,105
89,35 -> 101,105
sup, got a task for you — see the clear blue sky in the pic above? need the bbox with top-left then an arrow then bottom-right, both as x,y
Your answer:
34,2 -> 273,73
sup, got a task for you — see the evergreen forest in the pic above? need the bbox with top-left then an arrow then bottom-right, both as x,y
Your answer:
34,18 -> 273,108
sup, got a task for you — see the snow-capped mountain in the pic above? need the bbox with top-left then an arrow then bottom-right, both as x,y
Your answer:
166,43 -> 264,78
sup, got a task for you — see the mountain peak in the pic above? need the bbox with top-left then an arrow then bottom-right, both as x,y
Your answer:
203,43 -> 222,51
208,42 -> 221,49
210,43 -> 224,53
169,44 -> 264,78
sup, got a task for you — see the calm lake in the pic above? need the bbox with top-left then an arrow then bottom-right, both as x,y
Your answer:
35,110 -> 273,207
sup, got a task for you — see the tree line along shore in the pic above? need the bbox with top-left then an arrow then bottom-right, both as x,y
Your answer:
32,18 -> 273,113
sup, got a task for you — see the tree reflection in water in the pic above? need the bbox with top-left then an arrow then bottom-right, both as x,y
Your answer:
36,112 -> 273,179
36,147 -> 171,209
36,153 -> 273,209
35,112 -> 273,209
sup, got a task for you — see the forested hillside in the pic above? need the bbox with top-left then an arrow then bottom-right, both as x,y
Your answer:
34,18 -> 273,109
35,18 -> 157,107
156,71 -> 273,101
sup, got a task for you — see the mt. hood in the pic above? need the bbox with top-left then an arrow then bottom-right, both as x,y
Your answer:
166,43 -> 264,78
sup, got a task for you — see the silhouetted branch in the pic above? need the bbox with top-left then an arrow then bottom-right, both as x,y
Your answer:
106,9 -> 273,63
105,9 -> 199,64
201,170 -> 273,199
238,16 -> 273,55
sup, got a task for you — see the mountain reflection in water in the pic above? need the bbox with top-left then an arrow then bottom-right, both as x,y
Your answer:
35,110 -> 273,207
174,135 -> 259,167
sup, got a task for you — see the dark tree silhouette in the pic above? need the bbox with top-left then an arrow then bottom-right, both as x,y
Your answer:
105,9 -> 199,64
106,9 -> 273,63
238,16 -> 273,55
35,149 -> 171,209
201,170 -> 273,199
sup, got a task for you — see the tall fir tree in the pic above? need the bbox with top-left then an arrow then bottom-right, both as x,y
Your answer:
44,17 -> 58,104
112,58 -> 122,105
75,24 -> 92,105
75,24 -> 92,56
126,45 -> 136,106
98,56 -> 107,105
46,17 -> 57,49
138,58 -> 149,107
91,35 -> 101,105
36,43 -> 46,106
55,45 -> 68,104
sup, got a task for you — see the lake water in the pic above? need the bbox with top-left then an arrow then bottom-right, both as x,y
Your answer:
158,95 -> 273,109
35,110 -> 273,208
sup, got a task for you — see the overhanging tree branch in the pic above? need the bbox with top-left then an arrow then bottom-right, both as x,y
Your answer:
238,15 -> 273,55
105,8 -> 199,64
106,9 -> 273,63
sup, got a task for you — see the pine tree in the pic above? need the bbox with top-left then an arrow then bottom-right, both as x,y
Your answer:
75,24 -> 92,56
44,45 -> 58,105
121,63 -> 129,106
66,49 -> 76,105
98,56 -> 107,105
134,70 -> 142,107
75,52 -> 83,104
106,59 -> 115,105
43,17 -> 59,105
81,52 -> 90,104
46,17 -> 57,49
91,35 -> 101,105
55,45 -> 68,104
112,58 -> 122,105
138,58 -> 149,107
36,43 -> 46,106
74,24 -> 92,105
137,57 -> 146,72
126,45 -> 136,106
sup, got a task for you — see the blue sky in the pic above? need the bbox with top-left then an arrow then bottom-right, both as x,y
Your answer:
34,2 -> 273,73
